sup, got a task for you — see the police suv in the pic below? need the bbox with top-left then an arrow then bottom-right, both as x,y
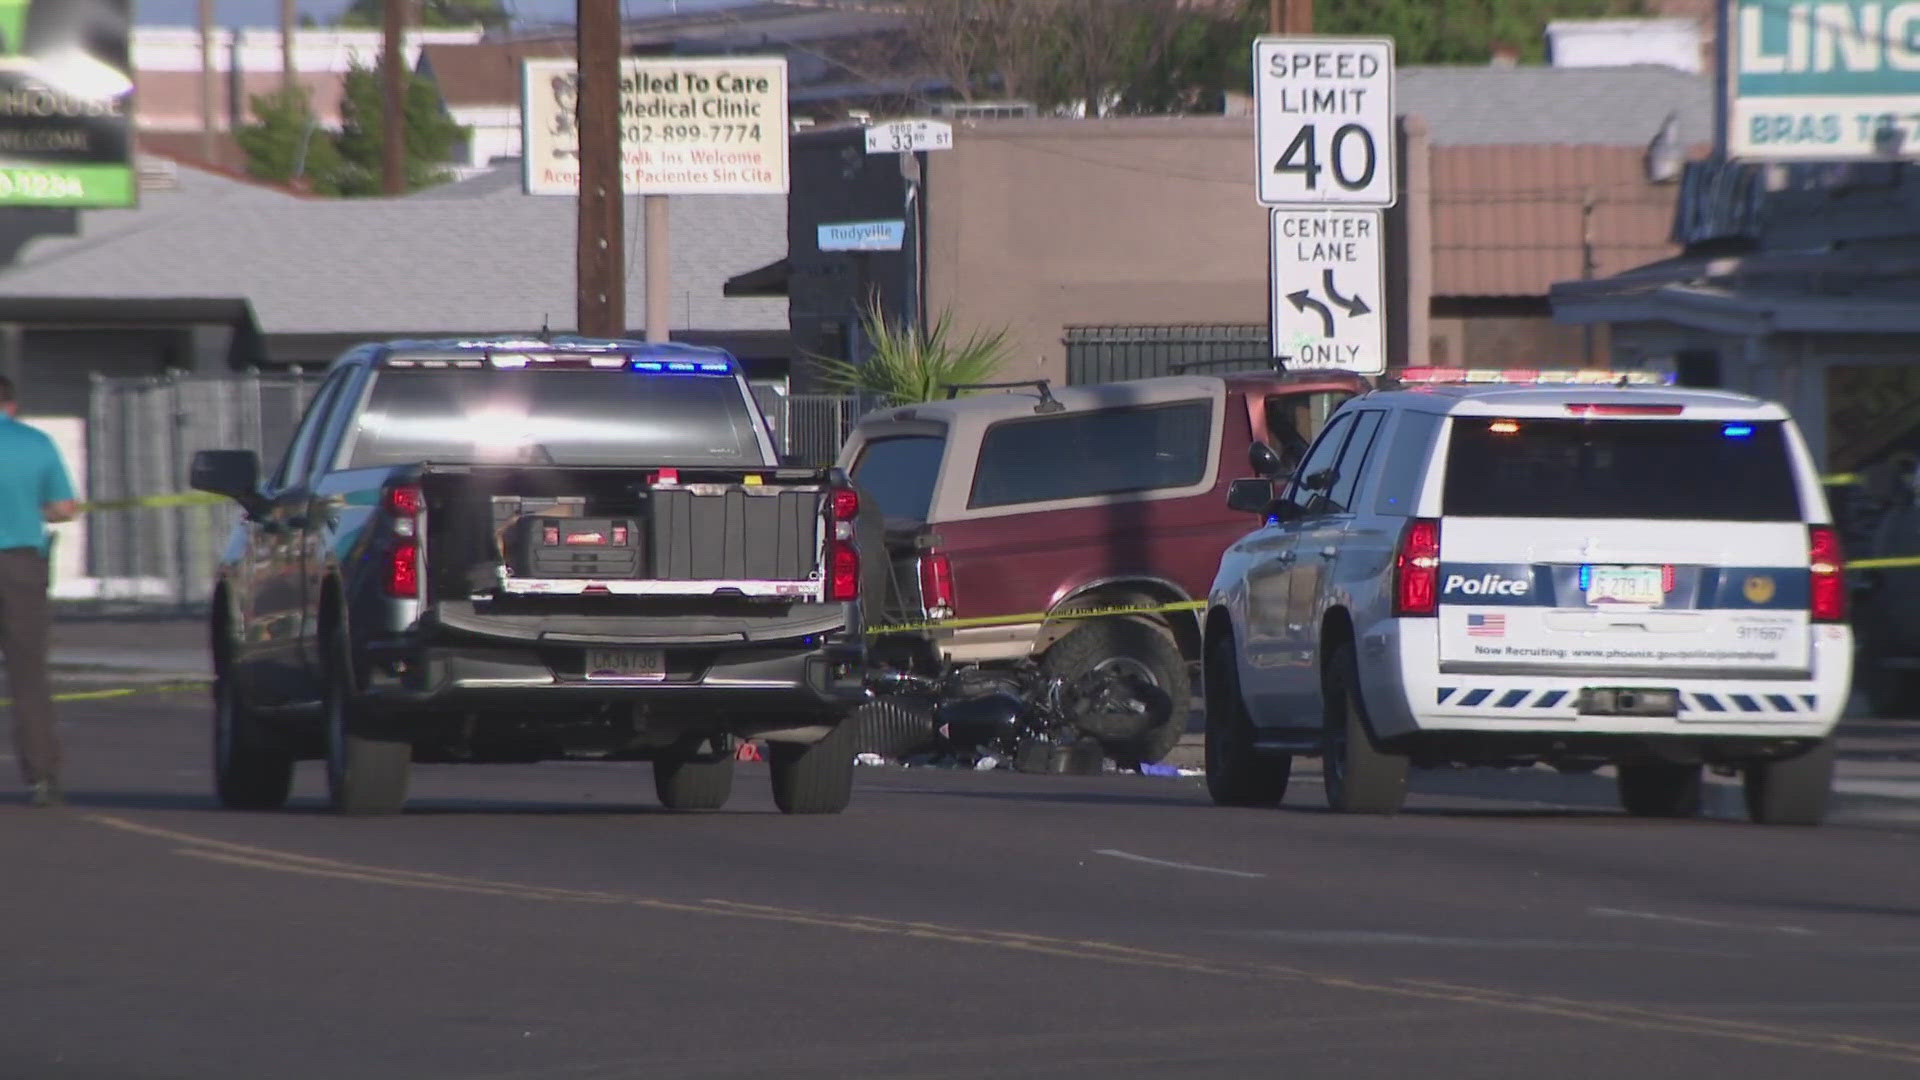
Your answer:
1203,368 -> 1850,825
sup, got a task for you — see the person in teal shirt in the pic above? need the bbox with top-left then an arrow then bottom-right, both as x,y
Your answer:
0,374 -> 80,806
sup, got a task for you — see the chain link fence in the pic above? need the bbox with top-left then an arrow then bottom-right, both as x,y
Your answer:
75,371 -> 325,612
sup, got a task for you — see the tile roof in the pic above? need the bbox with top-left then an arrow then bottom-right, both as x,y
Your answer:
1401,64 -> 1711,147
418,40 -> 577,110
1431,143 -> 1700,297
0,163 -> 788,337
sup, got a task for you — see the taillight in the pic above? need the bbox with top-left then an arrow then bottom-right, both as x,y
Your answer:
385,485 -> 424,517
830,487 -> 860,521
387,540 -> 420,598
385,484 -> 424,594
919,552 -> 955,619
1810,525 -> 1845,623
1394,518 -> 1441,617
826,486 -> 859,603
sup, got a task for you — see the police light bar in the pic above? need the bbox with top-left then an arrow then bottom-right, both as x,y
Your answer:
1396,367 -> 1675,386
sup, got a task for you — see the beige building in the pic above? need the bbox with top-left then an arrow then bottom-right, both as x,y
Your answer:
780,65 -> 1711,387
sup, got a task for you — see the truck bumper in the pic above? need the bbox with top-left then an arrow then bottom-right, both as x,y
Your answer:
355,635 -> 869,729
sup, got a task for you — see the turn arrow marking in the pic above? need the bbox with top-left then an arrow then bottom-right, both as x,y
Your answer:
1323,269 -> 1370,317
1287,290 -> 1336,337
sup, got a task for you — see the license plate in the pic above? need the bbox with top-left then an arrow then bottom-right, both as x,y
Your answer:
1586,565 -> 1663,606
584,648 -> 666,681
1576,687 -> 1679,717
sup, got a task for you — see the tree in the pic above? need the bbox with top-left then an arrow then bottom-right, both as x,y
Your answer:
337,0 -> 510,30
328,59 -> 469,195
810,301 -> 1013,406
1305,0 -> 1652,64
235,88 -> 346,191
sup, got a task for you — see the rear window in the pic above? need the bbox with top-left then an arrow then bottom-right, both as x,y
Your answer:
968,400 -> 1212,509
345,369 -> 768,469
1443,417 -> 1802,521
852,436 -> 945,522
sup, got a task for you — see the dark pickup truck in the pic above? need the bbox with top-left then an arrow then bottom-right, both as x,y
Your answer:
191,337 -> 870,815
841,369 -> 1369,766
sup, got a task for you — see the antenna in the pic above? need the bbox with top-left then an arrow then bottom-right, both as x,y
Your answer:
539,314 -> 552,342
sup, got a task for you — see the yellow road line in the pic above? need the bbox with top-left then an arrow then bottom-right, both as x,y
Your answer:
0,680 -> 209,710
80,813 -> 1920,1066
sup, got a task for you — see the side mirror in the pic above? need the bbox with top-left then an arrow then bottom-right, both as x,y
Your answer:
191,450 -> 265,514
1226,478 -> 1274,514
1248,441 -> 1284,478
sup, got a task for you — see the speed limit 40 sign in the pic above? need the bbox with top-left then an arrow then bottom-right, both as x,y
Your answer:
1254,37 -> 1396,208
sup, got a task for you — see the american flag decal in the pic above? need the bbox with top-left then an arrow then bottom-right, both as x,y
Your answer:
1467,613 -> 1506,637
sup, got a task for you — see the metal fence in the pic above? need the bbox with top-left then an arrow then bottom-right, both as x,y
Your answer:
754,388 -> 870,466
1064,324 -> 1274,384
79,371 -> 326,612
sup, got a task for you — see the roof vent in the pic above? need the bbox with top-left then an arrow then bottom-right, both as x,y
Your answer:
137,158 -> 180,191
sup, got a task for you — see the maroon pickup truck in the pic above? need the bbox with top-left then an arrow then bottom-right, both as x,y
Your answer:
840,369 -> 1369,764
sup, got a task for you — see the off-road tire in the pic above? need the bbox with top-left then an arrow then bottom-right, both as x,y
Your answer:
213,673 -> 295,810
1321,641 -> 1408,814
324,627 -> 412,815
1042,617 -> 1189,766
1743,740 -> 1835,826
1617,761 -> 1702,818
1203,630 -> 1291,807
653,737 -> 736,811
770,718 -> 856,815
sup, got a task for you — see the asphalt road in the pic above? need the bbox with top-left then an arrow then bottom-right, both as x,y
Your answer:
6,690 -> 1920,1080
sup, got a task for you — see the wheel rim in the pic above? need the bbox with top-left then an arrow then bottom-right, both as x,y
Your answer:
325,679 -> 346,800
214,678 -> 236,775
1086,655 -> 1163,727
1324,686 -> 1349,796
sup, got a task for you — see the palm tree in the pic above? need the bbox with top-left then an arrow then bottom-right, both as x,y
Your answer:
810,300 -> 1013,407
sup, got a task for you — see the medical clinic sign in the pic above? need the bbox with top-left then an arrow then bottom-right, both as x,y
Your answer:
1729,0 -> 1920,159
523,55 -> 789,195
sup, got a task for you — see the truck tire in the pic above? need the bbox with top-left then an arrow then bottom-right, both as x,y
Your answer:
213,673 -> 294,810
1042,617 -> 1189,766
324,628 -> 412,815
1204,630 -> 1290,807
653,737 -> 735,811
769,718 -> 856,814
1743,740 -> 1834,826
1321,642 -> 1408,814
1617,761 -> 1702,818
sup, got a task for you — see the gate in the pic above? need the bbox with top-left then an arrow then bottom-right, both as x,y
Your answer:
1064,325 -> 1273,384
79,371 -> 326,611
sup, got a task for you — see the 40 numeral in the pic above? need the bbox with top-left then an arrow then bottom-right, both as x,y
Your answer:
1273,123 -> 1378,191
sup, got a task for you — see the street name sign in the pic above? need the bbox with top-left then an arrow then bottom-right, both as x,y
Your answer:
864,119 -> 955,154
1253,36 -> 1397,208
1270,208 -> 1386,375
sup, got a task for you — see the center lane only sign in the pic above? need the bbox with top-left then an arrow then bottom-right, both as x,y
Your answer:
522,55 -> 790,195
1270,208 -> 1386,375
1254,36 -> 1396,208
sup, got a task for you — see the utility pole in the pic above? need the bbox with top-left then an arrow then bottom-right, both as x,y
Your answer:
199,0 -> 217,164
281,0 -> 297,91
1269,0 -> 1311,34
576,0 -> 626,337
381,0 -> 408,196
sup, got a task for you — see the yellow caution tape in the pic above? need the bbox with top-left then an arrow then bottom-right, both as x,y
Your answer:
0,679 -> 212,710
867,599 -> 1206,637
1823,474 -> 1860,487
78,492 -> 227,513
1849,556 -> 1920,571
